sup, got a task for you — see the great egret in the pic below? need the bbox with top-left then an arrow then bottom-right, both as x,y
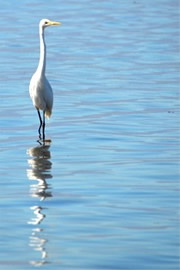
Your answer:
29,19 -> 61,141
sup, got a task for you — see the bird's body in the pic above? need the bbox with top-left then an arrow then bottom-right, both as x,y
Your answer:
29,19 -> 61,141
29,72 -> 53,118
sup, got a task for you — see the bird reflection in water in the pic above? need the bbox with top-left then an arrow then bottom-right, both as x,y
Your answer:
27,141 -> 52,266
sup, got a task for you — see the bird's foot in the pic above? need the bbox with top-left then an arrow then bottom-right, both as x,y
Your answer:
37,138 -> 51,145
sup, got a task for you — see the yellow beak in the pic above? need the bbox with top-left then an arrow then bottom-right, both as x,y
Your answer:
48,21 -> 62,26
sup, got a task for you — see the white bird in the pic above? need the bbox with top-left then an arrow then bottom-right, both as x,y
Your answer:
29,19 -> 61,141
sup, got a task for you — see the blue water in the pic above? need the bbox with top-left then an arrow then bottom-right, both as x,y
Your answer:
0,0 -> 179,269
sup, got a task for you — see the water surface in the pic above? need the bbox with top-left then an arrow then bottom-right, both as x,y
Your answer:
0,1 -> 179,269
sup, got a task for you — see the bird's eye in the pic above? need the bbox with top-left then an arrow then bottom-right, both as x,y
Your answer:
45,21 -> 48,25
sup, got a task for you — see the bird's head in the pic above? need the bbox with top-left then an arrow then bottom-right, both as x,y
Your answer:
39,19 -> 62,29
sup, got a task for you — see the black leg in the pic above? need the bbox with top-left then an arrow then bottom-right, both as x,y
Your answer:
42,110 -> 45,141
37,109 -> 42,140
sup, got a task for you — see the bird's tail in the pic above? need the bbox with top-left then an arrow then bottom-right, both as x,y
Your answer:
45,109 -> 52,119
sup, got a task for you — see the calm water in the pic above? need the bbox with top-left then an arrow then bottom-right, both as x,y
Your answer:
0,0 -> 179,269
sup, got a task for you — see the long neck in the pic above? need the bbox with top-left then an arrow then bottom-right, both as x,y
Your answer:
37,26 -> 46,76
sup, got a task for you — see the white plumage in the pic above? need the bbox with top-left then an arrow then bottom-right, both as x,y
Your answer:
29,18 -> 61,141
30,73 -> 53,119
